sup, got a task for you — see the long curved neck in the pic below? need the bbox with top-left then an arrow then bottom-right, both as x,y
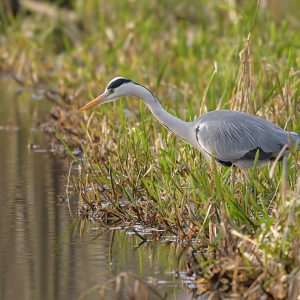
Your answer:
130,84 -> 196,147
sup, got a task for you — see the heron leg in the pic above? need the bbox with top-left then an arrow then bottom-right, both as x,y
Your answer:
231,166 -> 249,186
231,167 -> 236,186
231,166 -> 257,196
239,166 -> 250,182
239,166 -> 257,195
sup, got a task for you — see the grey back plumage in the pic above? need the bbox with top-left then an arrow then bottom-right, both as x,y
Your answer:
194,110 -> 300,168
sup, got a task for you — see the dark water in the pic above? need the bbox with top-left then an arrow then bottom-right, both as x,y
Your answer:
0,80 -> 190,300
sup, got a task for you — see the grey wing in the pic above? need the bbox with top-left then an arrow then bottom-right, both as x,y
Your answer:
194,110 -> 300,163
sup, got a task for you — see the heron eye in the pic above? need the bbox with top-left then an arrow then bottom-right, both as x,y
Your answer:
108,88 -> 114,94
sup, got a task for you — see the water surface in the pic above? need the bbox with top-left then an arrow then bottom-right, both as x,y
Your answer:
0,79 -> 190,300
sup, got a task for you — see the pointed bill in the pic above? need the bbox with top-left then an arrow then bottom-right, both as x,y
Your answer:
78,93 -> 107,112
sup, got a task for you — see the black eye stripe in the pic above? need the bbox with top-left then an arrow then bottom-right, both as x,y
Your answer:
107,78 -> 132,90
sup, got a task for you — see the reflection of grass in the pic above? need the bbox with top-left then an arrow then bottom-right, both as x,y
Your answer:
2,0 -> 300,298
52,124 -> 77,160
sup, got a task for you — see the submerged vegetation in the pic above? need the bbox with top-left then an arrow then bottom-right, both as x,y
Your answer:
1,0 -> 300,299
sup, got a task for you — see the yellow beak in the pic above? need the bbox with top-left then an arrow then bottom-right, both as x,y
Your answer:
78,93 -> 107,112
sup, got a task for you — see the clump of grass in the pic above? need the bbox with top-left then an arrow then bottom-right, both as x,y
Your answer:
1,0 -> 300,299
184,167 -> 300,299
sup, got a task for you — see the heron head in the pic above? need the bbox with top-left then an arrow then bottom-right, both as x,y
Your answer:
78,77 -> 133,112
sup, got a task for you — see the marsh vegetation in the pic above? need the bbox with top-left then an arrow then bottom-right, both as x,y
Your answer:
1,0 -> 300,299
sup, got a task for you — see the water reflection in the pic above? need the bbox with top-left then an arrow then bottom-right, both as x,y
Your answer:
0,80 -> 190,300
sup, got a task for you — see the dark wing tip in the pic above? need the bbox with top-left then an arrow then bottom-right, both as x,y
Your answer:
242,147 -> 272,160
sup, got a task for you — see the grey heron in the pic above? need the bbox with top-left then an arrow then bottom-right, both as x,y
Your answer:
78,77 -> 300,178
